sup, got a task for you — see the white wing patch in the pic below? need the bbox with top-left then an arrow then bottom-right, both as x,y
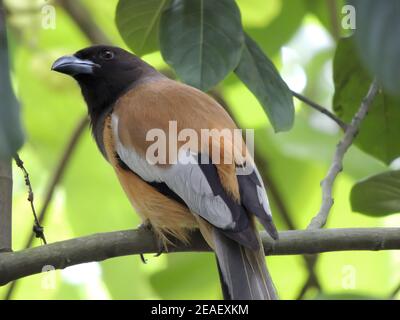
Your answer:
111,114 -> 163,183
256,185 -> 272,217
254,167 -> 272,217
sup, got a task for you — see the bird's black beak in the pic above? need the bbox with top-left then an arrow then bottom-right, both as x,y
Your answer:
51,55 -> 100,76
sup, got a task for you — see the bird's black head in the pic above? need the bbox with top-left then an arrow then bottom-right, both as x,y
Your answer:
52,45 -> 161,122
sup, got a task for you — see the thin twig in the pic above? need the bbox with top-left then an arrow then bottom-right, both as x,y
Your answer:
1,227 -> 400,286
292,90 -> 348,131
4,116 -> 88,300
308,80 -> 379,229
14,154 -> 47,245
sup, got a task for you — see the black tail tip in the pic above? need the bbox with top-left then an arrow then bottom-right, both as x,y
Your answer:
267,226 -> 279,240
260,218 -> 279,240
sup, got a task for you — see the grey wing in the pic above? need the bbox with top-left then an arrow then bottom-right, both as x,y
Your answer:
163,152 -> 259,249
116,141 -> 259,248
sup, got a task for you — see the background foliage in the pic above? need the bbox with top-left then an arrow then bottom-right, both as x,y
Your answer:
1,0 -> 400,300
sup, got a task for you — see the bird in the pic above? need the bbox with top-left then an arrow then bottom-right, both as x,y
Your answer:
52,45 -> 279,300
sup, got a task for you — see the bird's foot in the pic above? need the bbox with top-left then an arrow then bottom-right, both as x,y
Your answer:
153,234 -> 165,258
138,221 -> 152,263
139,253 -> 147,264
154,242 -> 164,257
138,220 -> 153,231
137,221 -> 164,261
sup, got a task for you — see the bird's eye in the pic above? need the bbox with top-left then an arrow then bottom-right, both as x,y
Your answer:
100,50 -> 115,60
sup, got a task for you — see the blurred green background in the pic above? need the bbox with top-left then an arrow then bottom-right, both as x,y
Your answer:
2,0 -> 399,300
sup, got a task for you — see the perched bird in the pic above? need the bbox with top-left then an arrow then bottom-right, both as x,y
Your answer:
52,45 -> 279,300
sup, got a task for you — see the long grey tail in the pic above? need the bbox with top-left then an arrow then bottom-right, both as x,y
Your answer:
213,229 -> 278,300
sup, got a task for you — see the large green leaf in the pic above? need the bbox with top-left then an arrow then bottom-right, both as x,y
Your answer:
160,0 -> 244,91
115,0 -> 170,56
333,37 -> 400,164
0,13 -> 24,160
351,170 -> 400,216
350,0 -> 400,96
235,34 -> 294,132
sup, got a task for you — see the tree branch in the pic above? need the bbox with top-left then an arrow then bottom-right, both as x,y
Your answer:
307,80 -> 379,229
0,227 -> 399,286
0,1 -> 13,253
291,91 -> 348,131
0,159 -> 12,252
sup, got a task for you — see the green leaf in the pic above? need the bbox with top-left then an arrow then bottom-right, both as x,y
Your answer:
115,0 -> 170,56
350,0 -> 400,96
160,0 -> 244,91
333,37 -> 400,164
0,16 -> 24,160
351,170 -> 400,216
235,34 -> 294,132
